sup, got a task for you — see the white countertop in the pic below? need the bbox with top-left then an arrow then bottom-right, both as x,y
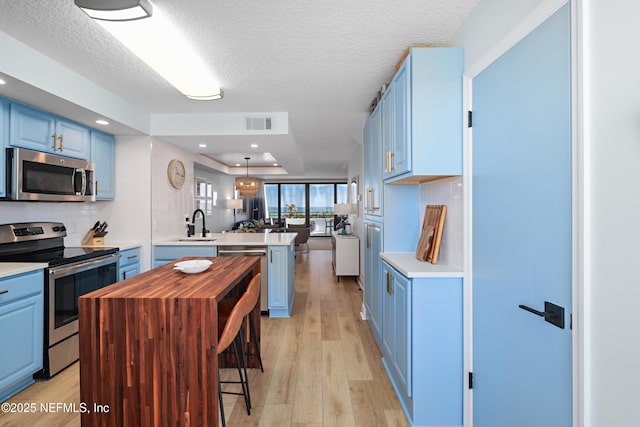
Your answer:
81,242 -> 141,251
0,262 -> 48,279
380,252 -> 463,278
154,232 -> 297,246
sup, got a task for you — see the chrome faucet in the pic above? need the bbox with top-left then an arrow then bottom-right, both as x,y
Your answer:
191,209 -> 209,237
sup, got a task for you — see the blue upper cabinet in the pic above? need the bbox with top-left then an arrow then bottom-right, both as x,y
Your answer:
382,48 -> 463,184
9,101 -> 90,160
364,103 -> 383,216
91,130 -> 115,200
55,118 -> 91,159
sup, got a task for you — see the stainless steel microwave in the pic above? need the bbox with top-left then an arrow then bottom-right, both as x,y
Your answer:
5,147 -> 96,202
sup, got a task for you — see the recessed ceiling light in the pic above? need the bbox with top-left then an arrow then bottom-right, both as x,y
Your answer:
0,78 -> 6,85
273,163 -> 278,166
95,119 -> 109,125
250,143 -> 258,148
235,163 -> 241,167
198,143 -> 207,148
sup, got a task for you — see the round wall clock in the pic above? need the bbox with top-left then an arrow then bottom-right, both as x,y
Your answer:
167,159 -> 186,189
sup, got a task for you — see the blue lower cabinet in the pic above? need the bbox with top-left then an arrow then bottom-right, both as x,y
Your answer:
381,261 -> 463,426
0,270 -> 44,402
118,247 -> 141,281
267,243 -> 295,318
153,245 -> 217,268
364,221 -> 383,346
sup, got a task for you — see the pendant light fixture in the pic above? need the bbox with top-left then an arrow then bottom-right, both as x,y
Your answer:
235,157 -> 260,197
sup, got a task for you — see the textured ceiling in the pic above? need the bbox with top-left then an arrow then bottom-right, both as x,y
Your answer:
0,0 -> 479,178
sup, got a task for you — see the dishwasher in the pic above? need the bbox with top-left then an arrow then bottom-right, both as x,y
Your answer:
218,246 -> 268,313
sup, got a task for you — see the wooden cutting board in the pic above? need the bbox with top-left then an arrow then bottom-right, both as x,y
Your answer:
416,205 -> 447,264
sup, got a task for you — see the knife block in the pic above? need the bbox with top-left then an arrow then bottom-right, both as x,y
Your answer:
82,230 -> 105,246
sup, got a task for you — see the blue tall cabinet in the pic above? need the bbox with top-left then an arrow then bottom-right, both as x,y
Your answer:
362,47 -> 464,426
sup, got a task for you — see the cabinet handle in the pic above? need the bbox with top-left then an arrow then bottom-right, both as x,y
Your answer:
52,133 -> 58,151
386,272 -> 393,295
366,223 -> 371,248
59,134 -> 64,151
386,150 -> 393,172
270,250 -> 272,263
0,290 -> 8,296
127,255 -> 138,260
366,188 -> 372,211
122,271 -> 127,280
95,180 -> 99,195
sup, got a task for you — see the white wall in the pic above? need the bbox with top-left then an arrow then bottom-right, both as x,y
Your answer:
193,164 -> 243,233
150,138 -> 246,241
451,0 -> 563,76
107,136 -> 153,271
579,0 -> 640,425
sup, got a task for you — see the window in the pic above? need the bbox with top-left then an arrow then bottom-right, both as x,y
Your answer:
262,182 -> 347,236
195,176 -> 217,215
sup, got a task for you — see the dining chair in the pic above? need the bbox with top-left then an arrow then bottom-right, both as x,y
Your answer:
217,273 -> 261,426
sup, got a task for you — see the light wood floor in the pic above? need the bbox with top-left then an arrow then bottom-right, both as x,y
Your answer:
1,250 -> 408,427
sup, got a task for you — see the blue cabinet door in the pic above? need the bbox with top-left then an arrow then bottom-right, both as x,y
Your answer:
364,105 -> 383,216
91,130 -> 115,200
391,268 -> 411,396
266,244 -> 295,318
119,247 -> 141,281
9,102 -> 55,153
381,83 -> 394,181
9,102 -> 90,160
381,261 -> 411,397
392,60 -> 410,178
0,270 -> 44,402
472,5 -> 572,427
153,245 -> 217,266
55,118 -> 90,159
364,221 -> 383,346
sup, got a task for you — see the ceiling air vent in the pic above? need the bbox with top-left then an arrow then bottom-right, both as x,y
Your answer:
246,116 -> 272,131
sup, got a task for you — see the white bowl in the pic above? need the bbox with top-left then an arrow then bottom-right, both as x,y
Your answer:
174,259 -> 212,274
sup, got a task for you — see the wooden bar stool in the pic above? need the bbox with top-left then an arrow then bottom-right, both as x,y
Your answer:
217,273 -> 261,427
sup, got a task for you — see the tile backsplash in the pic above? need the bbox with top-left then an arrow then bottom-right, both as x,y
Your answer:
419,176 -> 463,268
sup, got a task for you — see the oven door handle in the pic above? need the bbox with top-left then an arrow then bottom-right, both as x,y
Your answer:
49,253 -> 120,279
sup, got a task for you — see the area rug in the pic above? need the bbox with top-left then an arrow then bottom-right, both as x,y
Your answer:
307,237 -> 332,250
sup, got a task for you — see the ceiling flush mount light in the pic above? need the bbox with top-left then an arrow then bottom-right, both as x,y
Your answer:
235,157 -> 259,197
95,119 -> 109,125
79,2 -> 223,101
74,0 -> 153,21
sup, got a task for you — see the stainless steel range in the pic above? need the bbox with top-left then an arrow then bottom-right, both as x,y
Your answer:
0,222 -> 119,378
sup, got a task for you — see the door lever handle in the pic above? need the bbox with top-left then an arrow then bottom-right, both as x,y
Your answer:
518,301 -> 565,329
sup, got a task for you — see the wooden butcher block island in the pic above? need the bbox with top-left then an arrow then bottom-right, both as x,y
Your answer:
78,256 -> 261,427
